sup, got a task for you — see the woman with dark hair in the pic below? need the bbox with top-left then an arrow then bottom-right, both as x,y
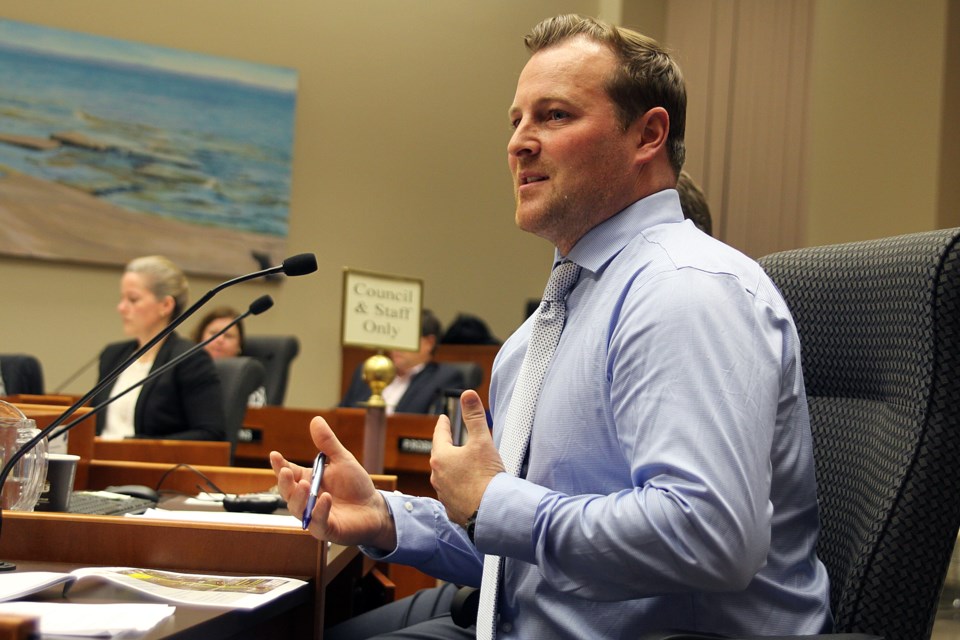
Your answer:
193,307 -> 267,407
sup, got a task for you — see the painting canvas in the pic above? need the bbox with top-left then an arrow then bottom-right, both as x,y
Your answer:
0,20 -> 297,278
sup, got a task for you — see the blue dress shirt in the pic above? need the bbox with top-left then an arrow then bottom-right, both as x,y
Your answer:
367,190 -> 832,637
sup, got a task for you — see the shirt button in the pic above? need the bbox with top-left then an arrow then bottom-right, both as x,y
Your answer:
404,501 -> 413,512
501,622 -> 513,633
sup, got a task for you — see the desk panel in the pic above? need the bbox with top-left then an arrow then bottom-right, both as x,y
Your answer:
238,408 -> 434,470
1,511 -> 322,585
93,438 -> 231,466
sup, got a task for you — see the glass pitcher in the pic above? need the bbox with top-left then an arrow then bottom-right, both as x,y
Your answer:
0,399 -> 48,511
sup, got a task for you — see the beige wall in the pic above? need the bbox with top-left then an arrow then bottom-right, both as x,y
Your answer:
1,1 -> 957,410
0,1 -> 599,408
939,0 -> 960,230
807,0 -> 951,245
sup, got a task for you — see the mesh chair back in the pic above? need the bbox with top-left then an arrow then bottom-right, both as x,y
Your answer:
759,228 -> 960,639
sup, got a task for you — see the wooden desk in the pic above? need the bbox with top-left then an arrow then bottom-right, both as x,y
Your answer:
14,395 -> 438,601
1,464 -> 398,637
1,511 -> 325,638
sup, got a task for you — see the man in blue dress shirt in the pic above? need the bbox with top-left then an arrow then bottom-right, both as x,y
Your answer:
272,13 -> 831,639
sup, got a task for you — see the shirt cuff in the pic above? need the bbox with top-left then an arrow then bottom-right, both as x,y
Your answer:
475,472 -> 549,564
359,490 -> 445,566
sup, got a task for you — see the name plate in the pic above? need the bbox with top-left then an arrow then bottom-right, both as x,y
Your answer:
398,438 -> 432,455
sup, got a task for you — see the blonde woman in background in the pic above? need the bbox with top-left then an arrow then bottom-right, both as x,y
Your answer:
93,255 -> 226,441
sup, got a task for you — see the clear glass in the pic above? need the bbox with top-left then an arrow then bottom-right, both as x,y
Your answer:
0,399 -> 48,511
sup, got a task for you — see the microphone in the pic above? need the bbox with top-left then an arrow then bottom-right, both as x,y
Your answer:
278,253 -> 318,277
46,295 -> 274,441
0,254 -> 315,523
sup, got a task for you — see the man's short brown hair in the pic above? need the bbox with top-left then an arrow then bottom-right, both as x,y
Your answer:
524,14 -> 687,175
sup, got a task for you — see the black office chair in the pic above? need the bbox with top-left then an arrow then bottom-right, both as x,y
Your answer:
0,354 -> 44,396
213,356 -> 266,462
243,335 -> 300,406
641,228 -> 960,640
444,361 -> 484,391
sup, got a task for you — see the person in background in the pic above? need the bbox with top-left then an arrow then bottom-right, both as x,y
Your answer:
193,307 -> 267,407
272,14 -> 830,638
340,309 -> 466,415
94,255 -> 225,441
677,168 -> 713,235
193,307 -> 244,360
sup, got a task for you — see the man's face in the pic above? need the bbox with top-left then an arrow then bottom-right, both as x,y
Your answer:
508,37 -> 640,254
389,335 -> 434,377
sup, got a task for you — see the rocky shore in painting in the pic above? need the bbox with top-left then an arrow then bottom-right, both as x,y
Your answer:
0,124 -> 289,277
0,166 -> 286,278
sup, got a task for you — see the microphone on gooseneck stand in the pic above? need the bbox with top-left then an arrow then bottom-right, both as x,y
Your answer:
46,295 -> 274,442
0,254 -> 317,562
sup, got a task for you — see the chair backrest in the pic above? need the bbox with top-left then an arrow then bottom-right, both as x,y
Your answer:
213,356 -> 266,461
758,228 -> 960,639
446,361 -> 484,391
243,336 -> 299,406
0,354 -> 44,396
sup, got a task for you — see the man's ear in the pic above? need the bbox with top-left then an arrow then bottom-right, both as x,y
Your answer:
631,107 -> 669,166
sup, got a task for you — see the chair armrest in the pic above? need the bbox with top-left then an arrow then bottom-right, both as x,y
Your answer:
451,586 -> 480,629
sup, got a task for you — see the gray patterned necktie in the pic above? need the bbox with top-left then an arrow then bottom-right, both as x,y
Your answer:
475,260 -> 581,639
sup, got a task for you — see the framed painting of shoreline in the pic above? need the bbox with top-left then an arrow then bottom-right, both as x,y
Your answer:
0,19 -> 298,278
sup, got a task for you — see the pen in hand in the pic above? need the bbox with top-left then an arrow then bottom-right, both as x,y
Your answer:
301,452 -> 327,530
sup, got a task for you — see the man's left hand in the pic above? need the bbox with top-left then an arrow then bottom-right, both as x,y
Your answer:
430,389 -> 504,527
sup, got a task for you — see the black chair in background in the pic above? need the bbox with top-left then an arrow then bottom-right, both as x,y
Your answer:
640,227 -> 960,640
0,353 -> 45,396
445,361 -> 483,392
213,356 -> 266,462
243,335 -> 300,406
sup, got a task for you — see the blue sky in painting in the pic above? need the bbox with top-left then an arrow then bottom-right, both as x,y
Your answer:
0,19 -> 296,92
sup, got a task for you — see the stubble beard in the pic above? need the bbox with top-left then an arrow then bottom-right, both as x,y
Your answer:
514,185 -> 599,254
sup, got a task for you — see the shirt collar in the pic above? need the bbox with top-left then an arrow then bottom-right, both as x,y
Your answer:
556,189 -> 684,275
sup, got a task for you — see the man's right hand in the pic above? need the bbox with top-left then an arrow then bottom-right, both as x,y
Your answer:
269,415 -> 397,550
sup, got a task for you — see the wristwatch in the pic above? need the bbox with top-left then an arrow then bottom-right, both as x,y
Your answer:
465,509 -> 479,544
